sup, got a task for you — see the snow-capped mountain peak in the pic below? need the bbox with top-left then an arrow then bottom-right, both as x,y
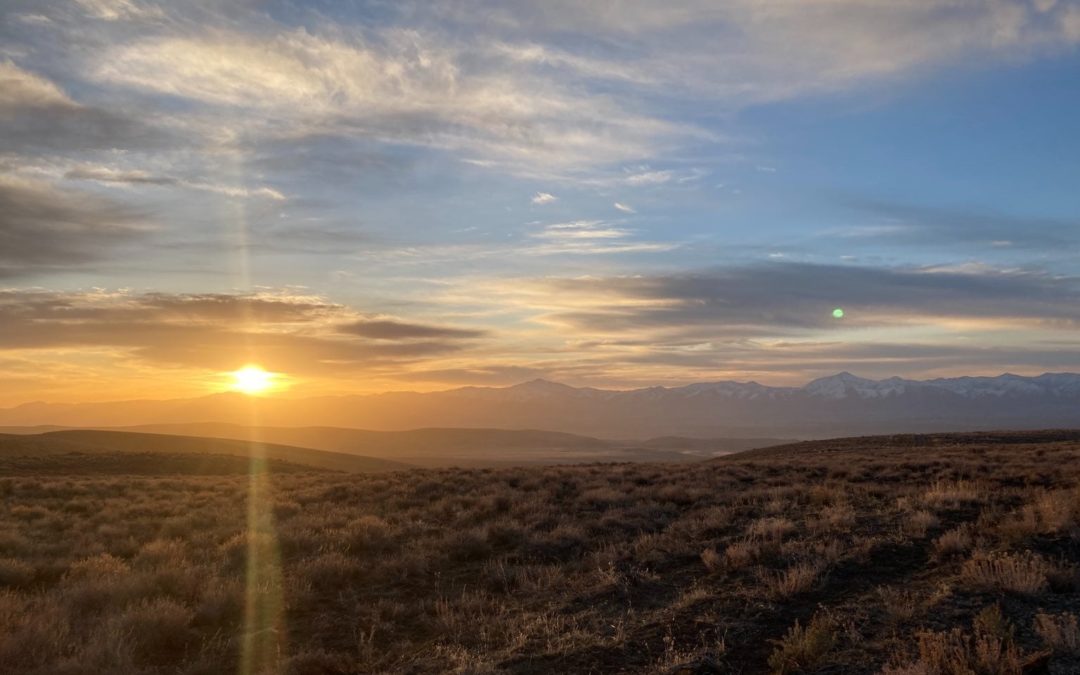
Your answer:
803,372 -> 910,399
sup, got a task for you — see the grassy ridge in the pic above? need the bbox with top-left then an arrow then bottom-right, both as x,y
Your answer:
0,430 -> 411,473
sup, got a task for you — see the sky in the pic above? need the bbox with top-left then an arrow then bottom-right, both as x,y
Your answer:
2,0 -> 1080,405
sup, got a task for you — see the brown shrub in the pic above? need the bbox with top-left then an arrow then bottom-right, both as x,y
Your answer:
923,481 -> 982,508
885,623 -> 1024,675
767,614 -> 836,674
109,597 -> 197,666
932,525 -> 973,560
302,552 -> 366,591
903,510 -> 939,538
960,551 -> 1051,595
763,561 -> 825,599
0,558 -> 35,587
748,517 -> 797,541
1027,489 -> 1078,533
877,585 -> 921,623
700,547 -> 723,573
1034,611 -> 1080,655
724,539 -> 760,569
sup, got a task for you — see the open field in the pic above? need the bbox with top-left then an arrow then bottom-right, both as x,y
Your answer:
2,431 -> 1080,673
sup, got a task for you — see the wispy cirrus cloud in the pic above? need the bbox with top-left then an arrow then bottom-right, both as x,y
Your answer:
89,28 -> 688,174
831,199 -> 1080,250
64,165 -> 285,200
528,220 -> 675,255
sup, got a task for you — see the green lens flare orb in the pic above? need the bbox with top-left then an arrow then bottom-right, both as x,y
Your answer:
832,308 -> 844,319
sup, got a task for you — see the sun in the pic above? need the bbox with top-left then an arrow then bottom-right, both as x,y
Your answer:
230,365 -> 275,395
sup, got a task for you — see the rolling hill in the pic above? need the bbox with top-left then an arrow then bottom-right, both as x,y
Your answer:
0,430 -> 411,473
0,424 -> 784,467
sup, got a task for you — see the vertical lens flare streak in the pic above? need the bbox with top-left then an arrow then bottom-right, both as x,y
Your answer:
239,402 -> 287,675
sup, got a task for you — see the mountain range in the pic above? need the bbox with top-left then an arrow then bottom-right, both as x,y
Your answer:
2,372 -> 1078,438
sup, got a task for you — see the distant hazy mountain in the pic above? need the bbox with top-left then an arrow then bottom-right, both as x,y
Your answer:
1,372 -> 1077,438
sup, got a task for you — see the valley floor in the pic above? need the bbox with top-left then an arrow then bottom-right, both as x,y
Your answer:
2,431 -> 1080,673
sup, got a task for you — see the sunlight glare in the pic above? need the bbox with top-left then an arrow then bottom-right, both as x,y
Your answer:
231,366 -> 275,395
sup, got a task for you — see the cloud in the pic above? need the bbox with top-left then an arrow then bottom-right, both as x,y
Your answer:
0,60 -> 74,108
394,365 -> 550,386
528,220 -> 675,255
533,221 -> 630,240
63,165 -> 285,200
64,166 -> 175,186
0,61 -> 167,153
528,262 -> 1080,336
531,191 -> 557,204
91,28 -> 686,172
0,176 -> 151,278
0,290 -> 484,374
464,0 -> 1080,101
624,169 -> 674,185
834,199 -> 1080,250
339,319 -> 487,340
73,0 -> 164,22
613,202 -> 636,213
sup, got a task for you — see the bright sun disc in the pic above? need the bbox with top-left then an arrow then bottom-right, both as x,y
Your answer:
231,366 -> 274,394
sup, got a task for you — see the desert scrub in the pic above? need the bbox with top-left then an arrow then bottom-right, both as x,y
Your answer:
700,547 -> 723,573
932,525 -> 973,560
762,561 -> 825,599
1034,611 -> 1080,655
1,433 -> 1080,673
724,539 -> 760,568
960,551 -> 1052,595
923,480 -> 982,508
748,516 -> 797,541
902,509 -> 939,538
768,614 -> 836,674
884,611 -> 1025,675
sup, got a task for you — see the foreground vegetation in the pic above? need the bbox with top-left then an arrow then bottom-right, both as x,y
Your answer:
2,432 -> 1080,673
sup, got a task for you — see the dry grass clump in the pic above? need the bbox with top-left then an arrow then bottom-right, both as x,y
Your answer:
767,613 -> 836,674
748,516 -> 797,541
877,585 -> 922,623
903,509 -> 940,538
932,525 -> 973,560
110,597 -> 197,666
923,480 -> 982,508
0,557 -> 35,587
700,547 -> 723,573
1027,489 -> 1079,533
960,551 -> 1052,595
763,561 -> 826,599
723,539 -> 760,569
884,606 -> 1025,675
1034,611 -> 1080,655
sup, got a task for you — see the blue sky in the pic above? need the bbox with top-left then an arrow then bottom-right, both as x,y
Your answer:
1,0 -> 1079,403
